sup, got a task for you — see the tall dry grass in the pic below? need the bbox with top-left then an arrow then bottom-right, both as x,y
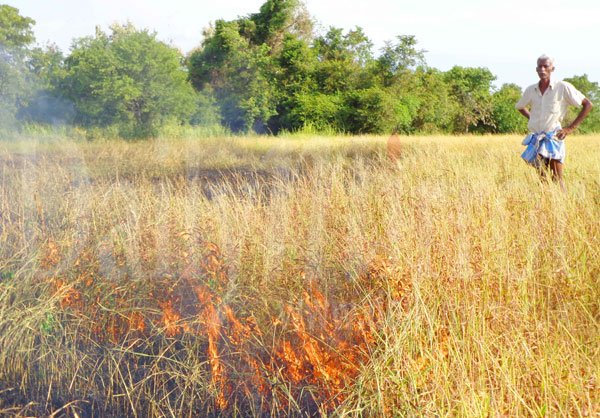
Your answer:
0,133 -> 599,417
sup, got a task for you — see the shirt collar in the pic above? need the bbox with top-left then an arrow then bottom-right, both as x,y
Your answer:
535,79 -> 556,93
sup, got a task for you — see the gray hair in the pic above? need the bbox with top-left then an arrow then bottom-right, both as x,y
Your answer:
537,54 -> 555,66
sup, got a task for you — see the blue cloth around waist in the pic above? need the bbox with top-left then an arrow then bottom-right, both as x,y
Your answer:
521,127 -> 565,165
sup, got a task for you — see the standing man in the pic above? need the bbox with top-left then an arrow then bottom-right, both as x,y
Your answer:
516,55 -> 593,189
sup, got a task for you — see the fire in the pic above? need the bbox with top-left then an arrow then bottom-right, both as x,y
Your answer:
158,299 -> 183,337
268,285 -> 376,410
41,239 -> 61,269
278,340 -> 305,383
52,278 -> 83,310
46,235 -> 409,413
203,303 -> 230,409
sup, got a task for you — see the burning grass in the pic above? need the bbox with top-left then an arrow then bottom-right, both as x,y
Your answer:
0,133 -> 600,416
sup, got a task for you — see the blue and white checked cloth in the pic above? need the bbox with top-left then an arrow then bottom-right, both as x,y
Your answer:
521,127 -> 565,166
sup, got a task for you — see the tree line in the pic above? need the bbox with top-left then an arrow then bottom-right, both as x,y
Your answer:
1,1 -> 599,138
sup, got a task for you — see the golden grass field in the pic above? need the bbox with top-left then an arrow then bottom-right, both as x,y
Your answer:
0,133 -> 599,417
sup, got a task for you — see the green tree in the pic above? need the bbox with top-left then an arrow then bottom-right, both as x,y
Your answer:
375,35 -> 425,87
444,66 -> 496,133
491,83 -> 528,133
312,27 -> 374,94
386,68 -> 454,134
314,26 -> 373,65
247,0 -> 312,49
0,5 -> 35,50
189,88 -> 222,127
0,5 -> 36,128
188,0 -> 312,133
61,23 -> 196,137
269,34 -> 318,132
186,0 -> 523,136
307,27 -> 376,132
285,91 -> 343,131
563,74 -> 600,132
340,87 -> 415,134
564,74 -> 600,102
188,20 -> 277,133
18,44 -> 74,125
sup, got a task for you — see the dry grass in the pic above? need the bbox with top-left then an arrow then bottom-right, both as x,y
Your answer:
0,133 -> 599,417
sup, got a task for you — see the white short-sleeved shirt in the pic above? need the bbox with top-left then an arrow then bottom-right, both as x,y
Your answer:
515,80 -> 586,133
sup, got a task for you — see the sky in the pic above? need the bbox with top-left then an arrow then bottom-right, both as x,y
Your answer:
6,0 -> 600,89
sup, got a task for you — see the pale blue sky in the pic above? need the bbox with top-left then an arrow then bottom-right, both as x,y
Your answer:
6,0 -> 600,89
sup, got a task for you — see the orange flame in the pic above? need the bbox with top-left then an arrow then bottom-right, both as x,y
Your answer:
46,237 -> 403,413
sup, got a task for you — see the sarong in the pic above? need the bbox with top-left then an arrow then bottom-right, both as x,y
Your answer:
521,127 -> 564,167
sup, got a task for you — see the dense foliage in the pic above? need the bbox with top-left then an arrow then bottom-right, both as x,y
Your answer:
0,4 -> 35,127
61,23 -> 196,137
1,2 -> 599,137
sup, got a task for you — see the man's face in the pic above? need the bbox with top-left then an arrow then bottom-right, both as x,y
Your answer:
536,58 -> 554,81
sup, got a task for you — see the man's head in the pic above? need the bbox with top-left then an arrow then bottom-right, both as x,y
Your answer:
536,54 -> 555,82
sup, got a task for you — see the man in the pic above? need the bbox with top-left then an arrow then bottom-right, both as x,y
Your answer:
516,55 -> 593,189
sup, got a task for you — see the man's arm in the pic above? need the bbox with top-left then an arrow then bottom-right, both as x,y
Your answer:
558,98 -> 594,139
518,108 -> 530,120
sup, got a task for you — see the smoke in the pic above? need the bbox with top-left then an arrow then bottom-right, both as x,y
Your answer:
0,47 -> 23,129
18,90 -> 75,128
0,43 -> 75,133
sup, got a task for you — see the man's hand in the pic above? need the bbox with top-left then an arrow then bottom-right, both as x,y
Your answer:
557,126 -> 574,140
558,98 -> 594,140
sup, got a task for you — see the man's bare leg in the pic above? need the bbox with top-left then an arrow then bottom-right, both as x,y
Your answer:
536,157 -> 564,189
537,156 -> 550,183
549,159 -> 565,190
